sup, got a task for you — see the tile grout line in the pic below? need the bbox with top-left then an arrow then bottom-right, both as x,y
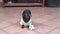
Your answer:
32,23 -> 55,34
34,30 -> 43,34
0,24 -> 16,30
14,29 -> 27,34
56,26 -> 60,30
0,25 -> 27,34
0,23 -> 27,34
0,20 -> 20,30
14,29 -> 29,34
45,26 -> 60,34
0,29 -> 9,34
14,28 -> 43,34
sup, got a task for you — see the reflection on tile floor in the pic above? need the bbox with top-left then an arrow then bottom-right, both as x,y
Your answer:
0,7 -> 60,34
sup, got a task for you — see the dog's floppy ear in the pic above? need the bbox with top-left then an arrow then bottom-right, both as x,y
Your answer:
30,14 -> 32,17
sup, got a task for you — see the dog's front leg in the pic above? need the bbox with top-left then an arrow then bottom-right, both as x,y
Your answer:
21,25 -> 24,28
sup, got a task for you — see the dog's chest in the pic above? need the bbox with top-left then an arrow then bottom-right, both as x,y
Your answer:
23,17 -> 30,23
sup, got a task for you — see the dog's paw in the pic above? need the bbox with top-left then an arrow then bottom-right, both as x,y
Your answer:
29,25 -> 35,30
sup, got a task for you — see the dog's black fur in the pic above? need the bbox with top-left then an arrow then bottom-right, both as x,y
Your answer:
22,9 -> 31,23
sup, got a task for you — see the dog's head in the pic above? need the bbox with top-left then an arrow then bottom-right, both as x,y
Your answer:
22,9 -> 32,23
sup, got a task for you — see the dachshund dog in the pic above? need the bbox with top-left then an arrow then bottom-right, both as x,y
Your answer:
20,9 -> 35,30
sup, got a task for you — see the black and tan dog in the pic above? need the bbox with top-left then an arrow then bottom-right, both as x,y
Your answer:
20,9 -> 35,30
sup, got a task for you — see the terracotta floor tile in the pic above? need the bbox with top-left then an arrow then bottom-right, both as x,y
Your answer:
15,30 -> 41,34
2,25 -> 26,34
0,22 -> 13,29
0,30 -> 8,34
39,13 -> 60,28
34,23 -> 54,34
57,26 -> 60,30
0,7 -> 60,34
41,17 -> 60,28
47,29 -> 60,34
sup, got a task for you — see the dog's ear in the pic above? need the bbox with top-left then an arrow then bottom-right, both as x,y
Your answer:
29,14 -> 32,17
30,15 -> 32,17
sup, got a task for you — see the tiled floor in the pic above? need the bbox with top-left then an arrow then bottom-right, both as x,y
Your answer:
0,7 -> 60,34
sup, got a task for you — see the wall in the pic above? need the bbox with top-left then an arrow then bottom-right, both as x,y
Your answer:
0,0 -> 2,2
